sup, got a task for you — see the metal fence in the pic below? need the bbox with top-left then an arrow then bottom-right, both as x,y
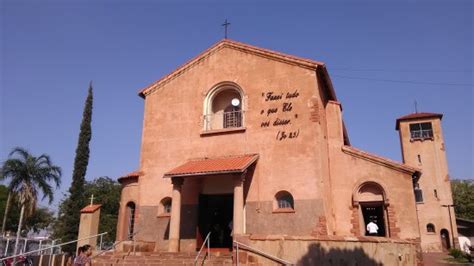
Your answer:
1,232 -> 109,264
0,236 -> 60,257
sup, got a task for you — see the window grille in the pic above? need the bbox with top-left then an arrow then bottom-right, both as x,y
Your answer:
410,122 -> 433,139
276,192 -> 294,209
223,110 -> 242,128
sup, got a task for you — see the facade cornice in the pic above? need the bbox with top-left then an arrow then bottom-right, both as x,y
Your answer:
138,39 -> 329,99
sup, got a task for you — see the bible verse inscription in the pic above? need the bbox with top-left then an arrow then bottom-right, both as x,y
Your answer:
260,90 -> 300,141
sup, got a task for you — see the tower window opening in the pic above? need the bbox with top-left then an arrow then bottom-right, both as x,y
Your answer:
414,183 -> 423,203
409,122 -> 433,139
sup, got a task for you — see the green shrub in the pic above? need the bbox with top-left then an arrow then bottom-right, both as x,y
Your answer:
448,248 -> 464,259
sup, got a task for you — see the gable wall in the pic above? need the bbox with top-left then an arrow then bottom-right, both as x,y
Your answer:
332,151 -> 420,240
324,102 -> 420,240
136,47 -> 330,244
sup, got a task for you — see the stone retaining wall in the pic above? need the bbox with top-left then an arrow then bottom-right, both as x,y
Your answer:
234,235 -> 421,266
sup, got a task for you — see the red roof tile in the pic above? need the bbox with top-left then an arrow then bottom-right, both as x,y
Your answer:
120,170 -> 141,178
164,154 -> 259,177
80,204 -> 101,213
117,170 -> 141,183
396,112 -> 443,130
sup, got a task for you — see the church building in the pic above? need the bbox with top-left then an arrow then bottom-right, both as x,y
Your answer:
114,39 -> 458,261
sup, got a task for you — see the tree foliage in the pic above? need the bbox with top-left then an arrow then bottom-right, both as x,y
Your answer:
0,185 -> 20,233
54,177 -> 121,245
451,179 -> 474,220
84,177 -> 121,243
0,186 -> 55,235
0,147 -> 61,238
55,84 -> 93,252
23,207 -> 55,234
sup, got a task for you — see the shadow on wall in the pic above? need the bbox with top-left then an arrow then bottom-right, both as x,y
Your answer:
243,164 -> 256,202
297,243 -> 383,266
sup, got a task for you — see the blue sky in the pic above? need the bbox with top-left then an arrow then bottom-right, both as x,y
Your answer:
1,0 -> 472,210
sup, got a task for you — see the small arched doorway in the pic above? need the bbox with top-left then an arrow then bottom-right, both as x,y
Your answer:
354,182 -> 388,237
125,202 -> 136,240
440,229 -> 451,251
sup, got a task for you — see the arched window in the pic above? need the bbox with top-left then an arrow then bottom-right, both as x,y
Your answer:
158,197 -> 172,216
427,223 -> 435,233
204,82 -> 244,131
275,191 -> 294,210
126,202 -> 136,240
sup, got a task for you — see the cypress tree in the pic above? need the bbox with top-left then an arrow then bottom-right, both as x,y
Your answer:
55,83 -> 93,252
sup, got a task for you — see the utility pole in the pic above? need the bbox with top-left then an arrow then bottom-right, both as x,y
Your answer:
442,204 -> 456,248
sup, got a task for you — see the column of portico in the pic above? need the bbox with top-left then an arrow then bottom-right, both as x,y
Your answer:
168,177 -> 184,252
233,171 -> 246,236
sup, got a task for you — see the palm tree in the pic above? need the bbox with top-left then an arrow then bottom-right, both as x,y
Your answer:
0,147 -> 61,259
1,190 -> 14,235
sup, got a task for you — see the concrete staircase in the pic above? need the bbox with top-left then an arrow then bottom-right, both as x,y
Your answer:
92,251 -> 233,266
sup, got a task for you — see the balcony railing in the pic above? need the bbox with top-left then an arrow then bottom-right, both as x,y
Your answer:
204,110 -> 243,131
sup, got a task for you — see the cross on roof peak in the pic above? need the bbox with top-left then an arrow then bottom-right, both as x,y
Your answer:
222,19 -> 230,39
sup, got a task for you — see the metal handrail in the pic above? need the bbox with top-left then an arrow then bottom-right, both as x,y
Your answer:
233,241 -> 294,266
92,231 -> 140,259
0,232 -> 108,262
194,232 -> 211,266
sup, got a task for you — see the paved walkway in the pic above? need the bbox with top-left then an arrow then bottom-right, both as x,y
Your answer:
423,252 -> 473,265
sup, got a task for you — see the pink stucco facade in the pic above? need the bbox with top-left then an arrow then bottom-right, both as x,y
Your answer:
398,116 -> 459,252
115,40 -> 456,257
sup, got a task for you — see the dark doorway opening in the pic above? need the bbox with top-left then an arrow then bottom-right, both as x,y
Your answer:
197,194 -> 233,250
440,229 -> 451,251
361,203 -> 386,237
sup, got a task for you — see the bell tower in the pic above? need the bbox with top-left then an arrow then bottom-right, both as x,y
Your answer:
396,112 -> 458,252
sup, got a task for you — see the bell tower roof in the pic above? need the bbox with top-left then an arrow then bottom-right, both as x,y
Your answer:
395,112 -> 443,130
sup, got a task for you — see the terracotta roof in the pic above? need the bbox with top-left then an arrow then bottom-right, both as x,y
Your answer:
164,154 -> 259,177
395,112 -> 443,130
117,170 -> 141,183
80,204 -> 101,213
342,146 -> 421,177
138,39 -> 337,101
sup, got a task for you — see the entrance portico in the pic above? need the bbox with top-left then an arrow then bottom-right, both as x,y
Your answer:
164,154 -> 258,252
